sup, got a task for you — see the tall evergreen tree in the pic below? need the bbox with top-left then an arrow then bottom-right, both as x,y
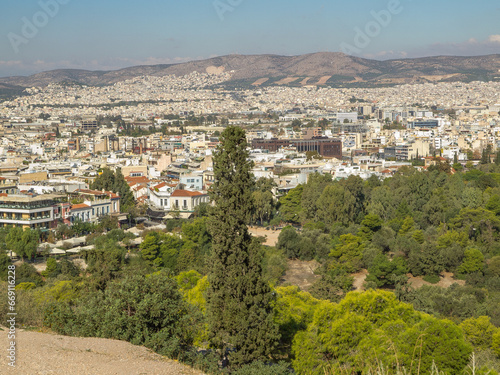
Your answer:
206,126 -> 279,368
91,167 -> 134,211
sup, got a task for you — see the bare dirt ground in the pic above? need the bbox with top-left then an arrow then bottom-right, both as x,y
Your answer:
420,73 -> 460,81
248,227 -> 281,247
251,78 -> 269,86
352,269 -> 368,291
407,272 -> 466,289
0,328 -> 204,375
300,77 -> 311,85
348,76 -> 364,83
281,259 -> 320,291
316,76 -> 332,85
275,77 -> 299,85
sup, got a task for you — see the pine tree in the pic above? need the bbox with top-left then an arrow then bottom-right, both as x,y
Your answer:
206,126 -> 279,368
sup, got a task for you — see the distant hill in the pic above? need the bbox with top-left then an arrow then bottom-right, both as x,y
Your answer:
1,53 -> 499,88
0,82 -> 27,100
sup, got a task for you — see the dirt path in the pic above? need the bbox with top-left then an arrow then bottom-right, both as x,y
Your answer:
0,328 -> 204,375
248,227 -> 281,247
281,259 -> 320,291
352,269 -> 368,291
407,272 -> 465,289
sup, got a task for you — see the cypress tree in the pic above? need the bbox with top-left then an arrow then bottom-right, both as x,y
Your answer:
206,126 -> 279,368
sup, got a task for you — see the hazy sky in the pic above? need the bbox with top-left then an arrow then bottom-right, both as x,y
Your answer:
1,0 -> 499,77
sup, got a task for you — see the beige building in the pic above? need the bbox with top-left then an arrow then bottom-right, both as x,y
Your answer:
121,165 -> 148,178
19,171 -> 48,184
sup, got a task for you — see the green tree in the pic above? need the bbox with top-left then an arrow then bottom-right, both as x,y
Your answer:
301,172 -> 332,220
365,254 -> 408,288
206,126 -> 279,368
458,248 -> 485,275
459,316 -> 498,349
41,258 -> 60,278
276,226 -> 301,259
6,227 -> 40,260
252,190 -> 274,225
0,251 -> 12,280
278,185 -> 303,223
91,167 -> 135,212
140,232 -> 162,266
329,234 -> 364,273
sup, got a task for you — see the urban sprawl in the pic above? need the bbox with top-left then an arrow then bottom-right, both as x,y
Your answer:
1,71 -> 500,250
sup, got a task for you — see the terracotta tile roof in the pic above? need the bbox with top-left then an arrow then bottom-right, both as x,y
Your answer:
171,190 -> 205,197
71,203 -> 91,210
153,182 -> 167,190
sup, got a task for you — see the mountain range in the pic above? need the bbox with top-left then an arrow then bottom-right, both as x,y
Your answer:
1,53 -> 499,91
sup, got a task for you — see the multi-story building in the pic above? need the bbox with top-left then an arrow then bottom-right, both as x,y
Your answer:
170,190 -> 209,213
0,194 -> 65,230
180,174 -> 204,191
69,189 -> 121,223
252,137 -> 342,159
149,182 -> 176,211
0,177 -> 17,195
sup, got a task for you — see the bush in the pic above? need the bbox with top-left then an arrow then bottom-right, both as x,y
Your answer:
423,274 -> 441,284
232,360 -> 293,374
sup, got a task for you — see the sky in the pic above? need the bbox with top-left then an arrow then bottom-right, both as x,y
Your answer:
1,0 -> 499,77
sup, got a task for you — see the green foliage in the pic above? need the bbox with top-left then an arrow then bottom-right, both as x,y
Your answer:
308,267 -> 353,302
186,275 -> 208,312
91,167 -> 135,211
232,360 -> 293,375
291,289 -> 472,374
423,274 -> 441,284
16,262 -> 43,286
176,270 -> 202,293
301,172 -> 332,220
42,258 -> 59,278
329,234 -> 364,273
82,245 -> 126,290
404,284 -> 490,323
0,251 -> 11,280
459,248 -> 485,275
493,330 -> 500,357
316,184 -> 358,226
459,316 -> 498,349
44,274 -> 198,359
261,246 -> 288,286
276,226 -> 301,259
207,126 -> 279,368
365,254 -> 408,288
16,282 -> 36,290
399,216 -> 415,235
252,189 -> 275,225
140,232 -> 162,265
6,227 -> 40,260
278,185 -> 303,223
274,286 -> 322,347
